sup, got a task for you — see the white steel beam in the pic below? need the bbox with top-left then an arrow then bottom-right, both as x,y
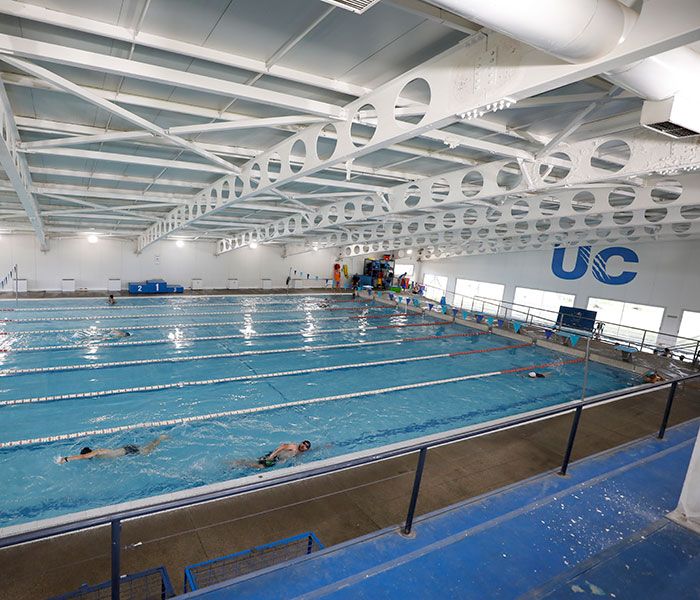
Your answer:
0,79 -> 46,249
0,0 -> 370,98
0,55 -> 240,174
0,34 -> 346,119
140,0 -> 700,251
20,116 -> 331,151
217,132 -> 700,253
6,74 -> 518,175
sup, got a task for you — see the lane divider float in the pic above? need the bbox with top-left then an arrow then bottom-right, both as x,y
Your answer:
1,305 -> 383,324
2,321 -> 450,353
3,312 -> 404,336
0,298 -> 363,312
0,358 -> 584,449
1,331 -> 486,376
0,341 -> 528,406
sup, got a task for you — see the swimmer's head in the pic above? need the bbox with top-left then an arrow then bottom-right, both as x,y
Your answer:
124,332 -> 131,337
528,372 -> 537,378
298,440 -> 311,452
80,447 -> 92,455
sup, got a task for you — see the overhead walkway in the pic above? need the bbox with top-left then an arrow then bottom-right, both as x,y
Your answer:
181,420 -> 700,599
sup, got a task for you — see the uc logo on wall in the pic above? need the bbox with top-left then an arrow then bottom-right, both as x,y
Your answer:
551,246 -> 639,285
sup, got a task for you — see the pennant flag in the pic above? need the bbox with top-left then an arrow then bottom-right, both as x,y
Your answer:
440,296 -> 447,306
486,316 -> 494,326
452,308 -> 458,317
428,303 -> 434,311
377,291 -> 382,297
413,299 -> 420,307
475,314 -> 483,323
545,330 -> 553,339
462,310 -> 468,320
442,306 -> 448,314
569,334 -> 580,347
497,319 -> 504,328
513,321 -> 522,333
388,293 -> 394,300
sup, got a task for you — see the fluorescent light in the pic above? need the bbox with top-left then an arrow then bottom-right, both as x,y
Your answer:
87,234 -> 99,244
176,240 -> 185,248
249,241 -> 259,249
406,249 -> 413,255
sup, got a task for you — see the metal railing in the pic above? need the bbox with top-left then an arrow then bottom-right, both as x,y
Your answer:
0,371 -> 697,600
418,282 -> 700,362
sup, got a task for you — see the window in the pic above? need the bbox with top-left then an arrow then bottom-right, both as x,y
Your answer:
394,263 -> 414,280
513,287 -> 576,325
422,273 -> 447,301
677,311 -> 700,355
454,278 -> 504,313
587,297 -> 665,346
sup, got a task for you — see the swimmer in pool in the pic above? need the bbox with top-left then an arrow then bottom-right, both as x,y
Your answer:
109,329 -> 131,338
59,435 -> 167,464
108,294 -> 116,305
232,440 -> 311,470
526,371 -> 549,379
256,440 -> 311,468
643,370 -> 664,384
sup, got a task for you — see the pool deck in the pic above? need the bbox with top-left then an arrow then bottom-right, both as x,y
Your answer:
1,375 -> 699,599
179,419 -> 700,599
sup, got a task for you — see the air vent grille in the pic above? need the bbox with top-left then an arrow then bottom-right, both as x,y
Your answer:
644,121 -> 699,139
321,0 -> 383,14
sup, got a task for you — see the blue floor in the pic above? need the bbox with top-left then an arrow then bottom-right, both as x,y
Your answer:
182,421 -> 700,599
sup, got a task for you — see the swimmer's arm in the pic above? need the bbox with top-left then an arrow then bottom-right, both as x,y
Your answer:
268,443 -> 294,460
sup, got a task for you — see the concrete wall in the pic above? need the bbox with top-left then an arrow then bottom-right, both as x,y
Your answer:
0,235 -> 341,291
413,239 -> 700,339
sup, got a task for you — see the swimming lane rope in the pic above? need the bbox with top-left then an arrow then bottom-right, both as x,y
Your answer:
0,305 -> 380,323
0,341 -> 528,406
0,320 -> 448,353
2,312 -> 403,336
0,331 -> 485,375
0,358 -> 583,448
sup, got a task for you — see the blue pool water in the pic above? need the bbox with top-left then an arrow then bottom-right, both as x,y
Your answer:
0,294 -> 637,529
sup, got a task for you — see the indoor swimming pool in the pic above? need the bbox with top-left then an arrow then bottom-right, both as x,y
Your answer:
0,293 -> 638,530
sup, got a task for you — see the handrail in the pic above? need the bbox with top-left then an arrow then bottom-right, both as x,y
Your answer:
0,263 -> 17,291
418,281 -> 700,360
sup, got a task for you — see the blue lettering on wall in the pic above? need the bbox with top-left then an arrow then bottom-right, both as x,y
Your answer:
551,246 -> 638,285
551,246 -> 591,280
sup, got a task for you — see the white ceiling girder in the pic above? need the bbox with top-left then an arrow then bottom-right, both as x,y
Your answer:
139,0 -> 700,252
20,115 -> 331,151
0,79 -> 47,249
0,34 -> 346,119
0,0 -> 369,98
1,55 -> 240,174
6,71 -> 534,173
218,132 -> 700,253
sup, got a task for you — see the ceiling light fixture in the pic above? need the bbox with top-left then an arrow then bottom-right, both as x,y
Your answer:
176,240 -> 185,248
249,241 -> 259,249
87,234 -> 98,244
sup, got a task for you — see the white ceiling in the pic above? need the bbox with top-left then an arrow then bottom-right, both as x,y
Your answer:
0,0 -> 697,260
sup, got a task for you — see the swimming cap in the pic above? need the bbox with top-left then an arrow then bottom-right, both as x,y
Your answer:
528,372 -> 537,378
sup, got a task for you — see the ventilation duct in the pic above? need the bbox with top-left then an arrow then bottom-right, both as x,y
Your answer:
320,0 -> 383,13
427,0 -> 700,135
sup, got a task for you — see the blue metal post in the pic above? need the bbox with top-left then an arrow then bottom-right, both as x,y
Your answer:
111,519 -> 121,600
658,381 -> 678,439
403,448 -> 427,535
559,406 -> 582,476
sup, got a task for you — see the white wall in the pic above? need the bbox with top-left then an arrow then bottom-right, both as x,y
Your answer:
0,235 -> 341,291
416,239 -> 700,339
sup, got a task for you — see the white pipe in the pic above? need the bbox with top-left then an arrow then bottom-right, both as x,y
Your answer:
607,47 -> 700,101
426,0 -> 636,62
428,0 -> 700,102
